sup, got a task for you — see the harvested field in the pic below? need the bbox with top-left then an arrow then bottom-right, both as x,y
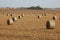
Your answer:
0,9 -> 60,40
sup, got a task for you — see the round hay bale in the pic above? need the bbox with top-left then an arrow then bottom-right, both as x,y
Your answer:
53,16 -> 57,20
46,20 -> 55,29
7,14 -> 10,16
10,14 -> 13,16
38,16 -> 41,19
7,19 -> 13,25
21,14 -> 24,17
59,18 -> 60,21
18,15 -> 22,19
12,17 -> 17,22
44,13 -> 48,16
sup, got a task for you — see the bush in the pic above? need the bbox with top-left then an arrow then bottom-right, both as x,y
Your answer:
27,6 -> 43,10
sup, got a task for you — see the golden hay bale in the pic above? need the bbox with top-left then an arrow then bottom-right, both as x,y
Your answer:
18,15 -> 22,19
10,14 -> 13,16
44,13 -> 48,16
53,16 -> 57,20
7,19 -> 13,25
12,17 -> 17,22
21,14 -> 24,17
46,20 -> 55,29
38,16 -> 42,19
7,14 -> 10,16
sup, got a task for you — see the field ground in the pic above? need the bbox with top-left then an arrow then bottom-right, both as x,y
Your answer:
0,9 -> 60,40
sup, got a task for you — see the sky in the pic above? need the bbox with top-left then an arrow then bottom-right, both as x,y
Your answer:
0,0 -> 60,8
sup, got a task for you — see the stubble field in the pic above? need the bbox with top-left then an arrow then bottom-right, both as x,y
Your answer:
0,9 -> 60,40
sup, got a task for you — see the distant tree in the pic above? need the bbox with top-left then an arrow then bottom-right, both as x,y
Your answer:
27,6 -> 43,10
28,6 -> 35,9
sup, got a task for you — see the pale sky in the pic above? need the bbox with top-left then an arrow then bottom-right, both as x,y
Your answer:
0,0 -> 60,8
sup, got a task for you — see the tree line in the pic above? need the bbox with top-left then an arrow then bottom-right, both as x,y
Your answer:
27,6 -> 43,10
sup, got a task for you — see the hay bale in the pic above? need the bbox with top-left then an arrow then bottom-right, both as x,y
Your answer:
53,16 -> 57,20
18,15 -> 22,19
46,20 -> 55,29
10,14 -> 13,16
38,16 -> 41,19
59,18 -> 60,20
7,19 -> 13,25
44,13 -> 48,16
21,14 -> 24,17
58,17 -> 60,21
12,17 -> 17,22
7,14 -> 10,16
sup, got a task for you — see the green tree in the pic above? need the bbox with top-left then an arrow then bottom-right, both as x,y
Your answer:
27,6 -> 43,10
